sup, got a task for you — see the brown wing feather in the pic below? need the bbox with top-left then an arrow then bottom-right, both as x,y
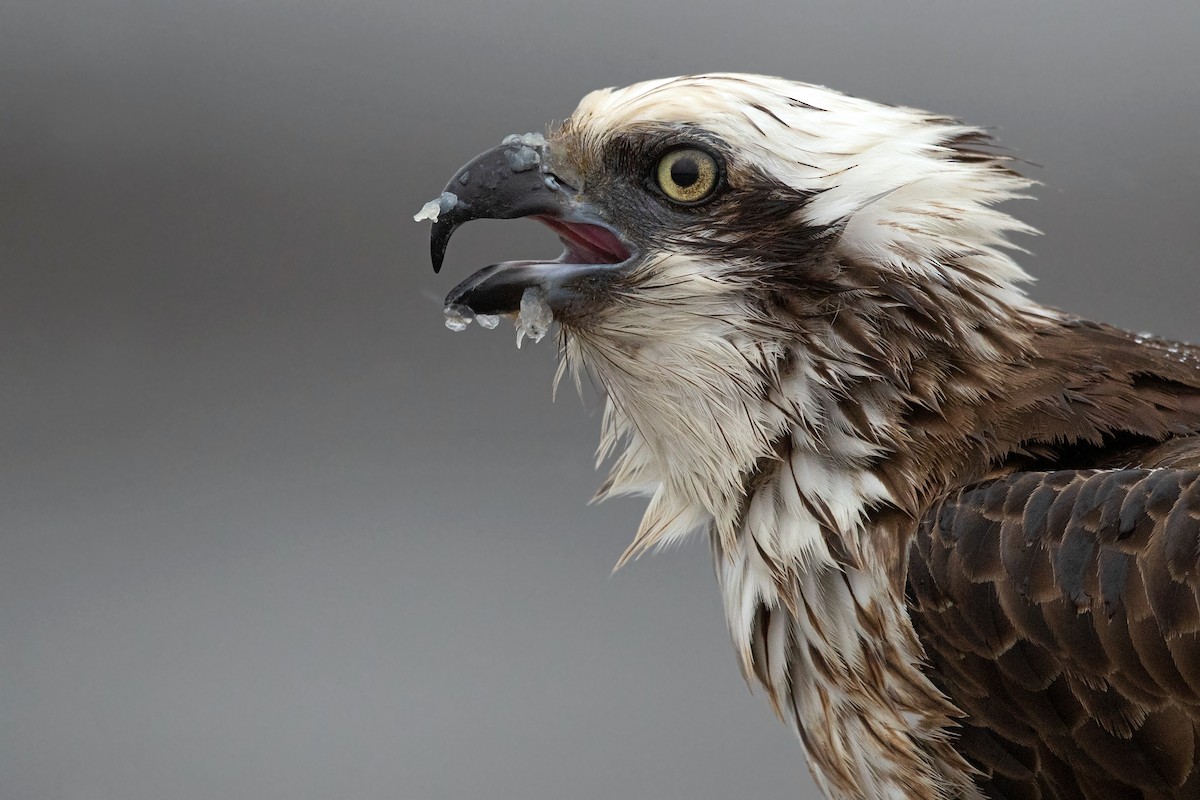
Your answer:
909,456 -> 1200,799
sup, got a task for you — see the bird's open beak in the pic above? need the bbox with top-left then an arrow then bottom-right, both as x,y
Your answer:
422,135 -> 635,318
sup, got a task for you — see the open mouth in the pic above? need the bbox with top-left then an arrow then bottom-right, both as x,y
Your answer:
537,216 -> 632,266
442,216 -> 635,320
423,136 -> 637,333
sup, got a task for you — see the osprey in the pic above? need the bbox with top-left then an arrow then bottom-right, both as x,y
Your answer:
420,74 -> 1200,800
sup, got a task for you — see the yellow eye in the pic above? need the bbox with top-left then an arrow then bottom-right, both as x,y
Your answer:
655,148 -> 719,204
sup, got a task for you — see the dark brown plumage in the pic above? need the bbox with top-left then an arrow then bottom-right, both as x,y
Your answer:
908,328 -> 1200,799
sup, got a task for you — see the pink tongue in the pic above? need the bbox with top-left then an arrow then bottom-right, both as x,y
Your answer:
570,223 -> 622,257
538,217 -> 627,262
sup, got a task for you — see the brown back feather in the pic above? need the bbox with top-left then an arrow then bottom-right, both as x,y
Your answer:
905,318 -> 1200,799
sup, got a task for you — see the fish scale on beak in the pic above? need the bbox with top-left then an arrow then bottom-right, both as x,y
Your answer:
420,133 -> 635,320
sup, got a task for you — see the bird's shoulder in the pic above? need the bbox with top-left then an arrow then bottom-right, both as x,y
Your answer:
899,316 -> 1200,798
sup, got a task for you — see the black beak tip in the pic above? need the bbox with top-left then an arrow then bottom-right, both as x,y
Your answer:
431,240 -> 444,274
430,217 -> 463,275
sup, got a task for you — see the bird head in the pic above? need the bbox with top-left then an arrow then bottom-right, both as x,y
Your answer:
423,74 -> 1042,548
426,73 -> 1036,339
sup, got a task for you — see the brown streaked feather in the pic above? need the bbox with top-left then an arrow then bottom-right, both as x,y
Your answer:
910,456 -> 1200,799
540,75 -> 1200,800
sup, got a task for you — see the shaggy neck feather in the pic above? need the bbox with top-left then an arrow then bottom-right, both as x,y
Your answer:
554,73 -> 1047,799
562,247 -> 1042,799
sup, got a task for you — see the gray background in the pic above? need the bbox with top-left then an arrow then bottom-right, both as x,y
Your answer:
3,2 -> 1197,799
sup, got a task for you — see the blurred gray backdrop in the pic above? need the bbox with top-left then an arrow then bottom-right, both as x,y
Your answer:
3,2 -> 1197,798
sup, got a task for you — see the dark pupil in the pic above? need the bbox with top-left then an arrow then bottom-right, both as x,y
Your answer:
669,157 -> 700,188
